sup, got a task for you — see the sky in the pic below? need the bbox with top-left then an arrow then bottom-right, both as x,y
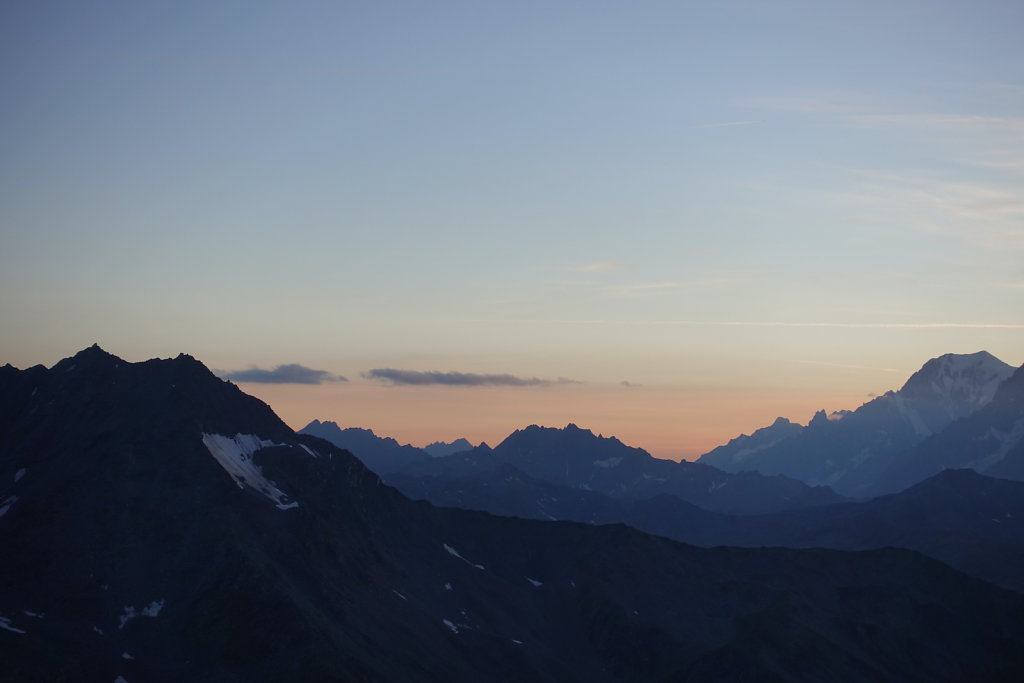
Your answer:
2,1 -> 1023,459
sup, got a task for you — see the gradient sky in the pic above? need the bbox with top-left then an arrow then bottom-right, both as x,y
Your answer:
2,1 -> 1022,459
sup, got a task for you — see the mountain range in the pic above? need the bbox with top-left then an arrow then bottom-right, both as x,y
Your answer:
3,346 -> 1024,681
298,419 -> 430,473
387,423 -> 843,515
697,351 -> 1019,497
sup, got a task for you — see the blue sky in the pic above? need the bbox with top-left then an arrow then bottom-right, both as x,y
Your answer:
2,1 -> 1022,457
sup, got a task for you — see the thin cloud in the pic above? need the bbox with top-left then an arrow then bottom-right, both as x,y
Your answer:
613,270 -> 754,296
566,261 -> 626,273
744,93 -> 875,114
363,368 -> 581,387
470,319 -> 1024,329
796,360 -> 903,373
651,321 -> 1024,329
220,364 -> 347,384
692,120 -> 760,129
839,171 -> 1024,250
747,91 -> 1024,173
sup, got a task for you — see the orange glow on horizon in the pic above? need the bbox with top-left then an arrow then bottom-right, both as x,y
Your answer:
237,381 -> 881,461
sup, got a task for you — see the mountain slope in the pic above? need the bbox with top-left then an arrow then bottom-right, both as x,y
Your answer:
390,462 -> 1024,594
696,351 -> 1016,496
3,346 -> 1024,681
697,416 -> 804,472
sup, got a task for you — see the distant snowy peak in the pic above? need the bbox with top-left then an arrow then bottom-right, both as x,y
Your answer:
898,351 -> 1014,411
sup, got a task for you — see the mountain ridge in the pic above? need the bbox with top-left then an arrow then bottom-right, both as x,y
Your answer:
4,346 -> 1024,680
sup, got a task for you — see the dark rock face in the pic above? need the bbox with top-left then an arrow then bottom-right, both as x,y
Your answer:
3,347 -> 1024,682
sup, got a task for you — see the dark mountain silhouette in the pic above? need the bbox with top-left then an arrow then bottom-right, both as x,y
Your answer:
390,462 -> 1024,594
388,462 -> 729,538
423,438 -> 475,457
712,468 -> 1024,593
697,351 -> 1015,497
393,423 -> 843,515
3,346 -> 1024,681
298,419 -> 428,473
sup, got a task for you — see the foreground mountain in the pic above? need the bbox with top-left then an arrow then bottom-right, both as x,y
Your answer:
697,351 -> 1016,496
390,462 -> 1024,594
298,419 -> 428,473
391,424 -> 843,515
714,469 -> 1024,593
3,346 -> 1024,681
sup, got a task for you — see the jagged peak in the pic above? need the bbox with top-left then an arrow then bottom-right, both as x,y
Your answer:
808,409 -> 830,427
51,344 -> 123,373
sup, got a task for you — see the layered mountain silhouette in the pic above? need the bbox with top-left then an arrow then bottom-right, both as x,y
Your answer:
389,461 -> 1024,594
698,351 -> 1018,497
423,438 -> 475,458
298,419 -> 429,473
4,346 -> 1024,680
386,423 -> 843,515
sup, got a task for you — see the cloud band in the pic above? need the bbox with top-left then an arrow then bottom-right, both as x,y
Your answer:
220,364 -> 347,384
363,368 -> 579,387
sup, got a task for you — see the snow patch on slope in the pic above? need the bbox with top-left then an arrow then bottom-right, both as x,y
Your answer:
119,600 -> 165,629
443,543 -> 485,570
201,433 -> 300,510
0,495 -> 17,518
0,616 -> 25,634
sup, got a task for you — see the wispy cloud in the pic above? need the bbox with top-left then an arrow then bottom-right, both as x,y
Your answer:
612,269 -> 754,296
220,364 -> 347,384
650,321 -> 1024,329
840,171 -> 1024,250
747,90 -> 1024,250
471,319 -> 1024,329
615,276 -> 743,294
744,93 -> 875,114
565,261 -> 626,273
363,369 -> 582,387
845,112 -> 1024,139
692,120 -> 760,129
796,359 -> 903,373
748,91 -> 1024,170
